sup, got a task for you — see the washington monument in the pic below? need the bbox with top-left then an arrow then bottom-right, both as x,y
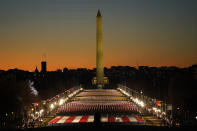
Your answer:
92,10 -> 108,88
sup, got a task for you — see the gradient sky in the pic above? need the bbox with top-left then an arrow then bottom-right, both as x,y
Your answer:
0,0 -> 197,71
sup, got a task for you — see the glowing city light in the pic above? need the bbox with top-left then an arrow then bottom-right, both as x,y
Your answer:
152,107 -> 161,113
139,101 -> 144,107
59,99 -> 64,106
50,104 -> 54,109
40,109 -> 44,114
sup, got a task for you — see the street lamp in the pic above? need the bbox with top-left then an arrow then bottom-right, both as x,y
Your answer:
50,104 -> 54,110
59,99 -> 64,106
40,109 -> 44,114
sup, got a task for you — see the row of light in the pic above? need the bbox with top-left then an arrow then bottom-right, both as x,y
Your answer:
117,88 -> 145,108
50,98 -> 66,110
131,97 -> 145,107
152,107 -> 166,116
68,88 -> 83,98
118,87 -> 168,119
30,87 -> 83,122
33,109 -> 44,121
152,107 -> 161,113
117,88 -> 130,97
117,86 -> 178,125
50,88 -> 83,110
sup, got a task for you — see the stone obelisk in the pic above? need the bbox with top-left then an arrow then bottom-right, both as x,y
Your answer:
96,10 -> 104,88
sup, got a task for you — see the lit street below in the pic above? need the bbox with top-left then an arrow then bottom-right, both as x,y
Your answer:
42,89 -> 166,126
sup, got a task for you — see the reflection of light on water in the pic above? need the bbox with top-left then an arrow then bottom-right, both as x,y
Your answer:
29,80 -> 38,96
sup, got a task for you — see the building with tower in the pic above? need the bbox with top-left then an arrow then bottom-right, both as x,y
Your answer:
41,61 -> 47,73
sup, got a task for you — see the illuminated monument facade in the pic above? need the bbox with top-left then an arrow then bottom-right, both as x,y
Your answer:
92,10 -> 108,88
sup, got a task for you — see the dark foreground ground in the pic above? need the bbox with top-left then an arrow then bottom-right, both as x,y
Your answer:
1,125 -> 196,131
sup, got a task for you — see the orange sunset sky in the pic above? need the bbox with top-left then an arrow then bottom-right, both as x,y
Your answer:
0,0 -> 197,71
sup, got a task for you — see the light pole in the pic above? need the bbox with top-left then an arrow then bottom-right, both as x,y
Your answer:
140,90 -> 143,101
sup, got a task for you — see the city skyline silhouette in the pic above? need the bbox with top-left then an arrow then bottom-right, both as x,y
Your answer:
0,1 -> 197,129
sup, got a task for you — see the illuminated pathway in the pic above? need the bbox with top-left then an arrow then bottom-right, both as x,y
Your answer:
47,89 -> 165,126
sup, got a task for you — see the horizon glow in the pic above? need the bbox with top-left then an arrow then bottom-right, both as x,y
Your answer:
0,0 -> 197,71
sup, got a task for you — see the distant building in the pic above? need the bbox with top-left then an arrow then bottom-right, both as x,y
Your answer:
57,69 -> 62,72
35,66 -> 39,74
34,66 -> 39,78
63,67 -> 68,73
189,64 -> 197,79
41,61 -> 47,73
